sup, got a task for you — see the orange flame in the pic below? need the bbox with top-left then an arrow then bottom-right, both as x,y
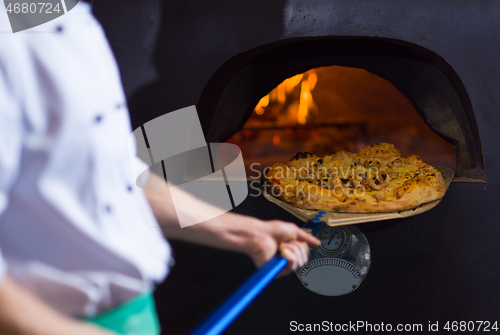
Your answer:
254,94 -> 269,115
297,72 -> 317,125
253,71 -> 317,125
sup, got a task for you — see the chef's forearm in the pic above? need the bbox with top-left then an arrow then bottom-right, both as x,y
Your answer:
0,277 -> 115,335
144,172 -> 263,254
144,173 -> 320,263
145,175 -> 234,245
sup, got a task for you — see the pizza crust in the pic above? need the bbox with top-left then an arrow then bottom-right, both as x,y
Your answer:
263,143 -> 447,213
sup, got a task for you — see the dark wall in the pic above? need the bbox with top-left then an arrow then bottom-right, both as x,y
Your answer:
92,0 -> 161,98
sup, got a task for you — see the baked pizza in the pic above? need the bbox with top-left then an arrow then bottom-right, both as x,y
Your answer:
263,143 -> 446,213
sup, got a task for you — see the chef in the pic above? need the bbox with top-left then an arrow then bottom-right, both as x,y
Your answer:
0,1 -> 319,334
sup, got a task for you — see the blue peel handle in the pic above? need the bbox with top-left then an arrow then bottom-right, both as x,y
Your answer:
189,254 -> 288,335
189,219 -> 324,335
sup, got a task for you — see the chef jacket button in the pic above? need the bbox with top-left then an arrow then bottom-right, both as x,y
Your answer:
104,205 -> 112,213
116,103 -> 123,110
127,185 -> 133,192
94,115 -> 103,123
55,26 -> 63,33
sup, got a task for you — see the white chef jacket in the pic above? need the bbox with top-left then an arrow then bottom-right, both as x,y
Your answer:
0,2 -> 171,317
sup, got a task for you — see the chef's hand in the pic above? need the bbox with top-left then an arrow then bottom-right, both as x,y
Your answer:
155,203 -> 320,276
240,217 -> 321,277
182,212 -> 321,277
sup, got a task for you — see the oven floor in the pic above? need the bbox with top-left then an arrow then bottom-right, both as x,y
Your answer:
154,182 -> 500,335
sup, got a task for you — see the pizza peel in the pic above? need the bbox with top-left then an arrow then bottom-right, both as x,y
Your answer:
262,166 -> 455,227
190,167 -> 454,335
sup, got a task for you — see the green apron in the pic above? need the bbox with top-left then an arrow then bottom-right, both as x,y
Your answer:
84,293 -> 161,335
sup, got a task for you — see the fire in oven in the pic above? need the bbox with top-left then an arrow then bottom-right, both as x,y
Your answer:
226,65 -> 456,176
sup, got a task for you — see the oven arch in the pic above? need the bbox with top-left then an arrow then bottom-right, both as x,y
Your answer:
197,37 -> 484,179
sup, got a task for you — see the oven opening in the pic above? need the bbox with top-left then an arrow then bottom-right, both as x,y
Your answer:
198,38 -> 484,181
225,66 -> 456,176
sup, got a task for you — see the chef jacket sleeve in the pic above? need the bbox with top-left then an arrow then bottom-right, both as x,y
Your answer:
0,43 -> 24,282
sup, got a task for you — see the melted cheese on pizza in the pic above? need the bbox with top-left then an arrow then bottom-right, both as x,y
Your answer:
264,143 -> 446,212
